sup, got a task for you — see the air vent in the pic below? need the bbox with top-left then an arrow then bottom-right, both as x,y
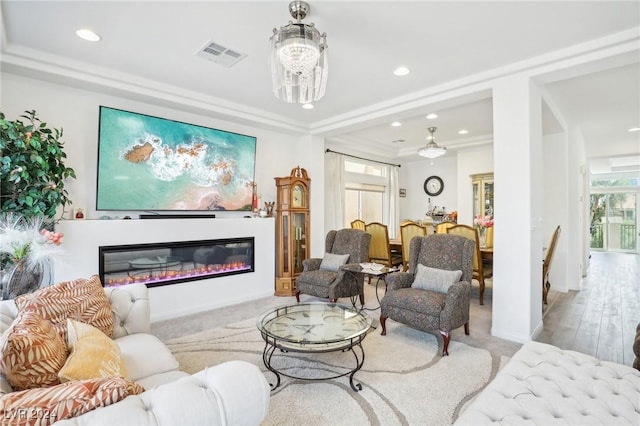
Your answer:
195,40 -> 247,68
391,139 -> 406,144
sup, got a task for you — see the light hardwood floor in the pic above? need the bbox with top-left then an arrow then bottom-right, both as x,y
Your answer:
535,251 -> 640,366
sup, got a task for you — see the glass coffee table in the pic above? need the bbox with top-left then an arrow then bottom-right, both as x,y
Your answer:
256,303 -> 373,391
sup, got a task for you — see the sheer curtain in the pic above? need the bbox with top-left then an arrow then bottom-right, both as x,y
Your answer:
325,152 -> 345,232
388,165 -> 400,239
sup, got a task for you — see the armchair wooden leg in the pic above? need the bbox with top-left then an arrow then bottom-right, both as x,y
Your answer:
478,277 -> 485,305
464,322 -> 469,335
295,290 -> 301,303
440,331 -> 450,356
380,315 -> 387,335
359,292 -> 365,307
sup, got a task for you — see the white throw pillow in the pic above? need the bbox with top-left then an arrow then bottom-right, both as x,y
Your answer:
319,253 -> 350,272
411,264 -> 462,293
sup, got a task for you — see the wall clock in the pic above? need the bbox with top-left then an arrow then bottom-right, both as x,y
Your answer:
424,175 -> 444,196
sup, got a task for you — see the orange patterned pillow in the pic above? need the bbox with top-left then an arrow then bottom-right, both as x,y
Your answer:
0,311 -> 68,391
15,275 -> 114,340
0,376 -> 144,426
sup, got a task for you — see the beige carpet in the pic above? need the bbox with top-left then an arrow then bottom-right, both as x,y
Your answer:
165,313 -> 508,425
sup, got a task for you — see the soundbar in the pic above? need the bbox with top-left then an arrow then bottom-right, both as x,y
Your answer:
139,214 -> 216,219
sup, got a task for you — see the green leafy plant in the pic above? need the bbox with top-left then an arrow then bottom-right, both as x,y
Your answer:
0,110 -> 76,221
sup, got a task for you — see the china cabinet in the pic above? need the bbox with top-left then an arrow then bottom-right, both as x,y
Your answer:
471,172 -> 494,219
274,166 -> 310,296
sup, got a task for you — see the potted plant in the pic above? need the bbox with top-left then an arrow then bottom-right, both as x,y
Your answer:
0,110 -> 76,221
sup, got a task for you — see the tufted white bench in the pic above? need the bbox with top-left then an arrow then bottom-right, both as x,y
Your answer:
455,341 -> 640,425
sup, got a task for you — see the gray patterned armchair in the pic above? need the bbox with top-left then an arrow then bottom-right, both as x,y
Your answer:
295,229 -> 371,304
380,234 -> 474,356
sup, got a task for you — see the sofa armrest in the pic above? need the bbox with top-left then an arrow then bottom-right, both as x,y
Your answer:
105,284 -> 151,338
385,272 -> 413,291
55,360 -> 270,425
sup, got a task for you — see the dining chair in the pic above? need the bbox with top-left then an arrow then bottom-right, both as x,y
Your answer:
399,222 -> 427,271
446,224 -> 492,305
435,222 -> 456,234
485,226 -> 494,248
365,222 -> 402,268
350,219 -> 366,230
542,225 -> 561,304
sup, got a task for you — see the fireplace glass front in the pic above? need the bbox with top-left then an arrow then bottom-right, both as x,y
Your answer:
99,237 -> 254,288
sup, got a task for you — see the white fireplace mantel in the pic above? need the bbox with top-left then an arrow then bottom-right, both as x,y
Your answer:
55,217 -> 275,322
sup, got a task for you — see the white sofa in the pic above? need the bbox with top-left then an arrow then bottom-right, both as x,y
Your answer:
455,341 -> 640,425
0,283 -> 271,425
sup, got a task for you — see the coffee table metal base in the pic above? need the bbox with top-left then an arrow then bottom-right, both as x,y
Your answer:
260,334 -> 366,392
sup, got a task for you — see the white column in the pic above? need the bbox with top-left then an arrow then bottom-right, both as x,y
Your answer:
491,75 -> 544,342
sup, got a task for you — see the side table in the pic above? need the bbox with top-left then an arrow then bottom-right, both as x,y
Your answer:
340,263 -> 400,310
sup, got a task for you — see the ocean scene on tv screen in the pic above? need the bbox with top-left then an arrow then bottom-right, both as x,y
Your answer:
97,107 -> 256,211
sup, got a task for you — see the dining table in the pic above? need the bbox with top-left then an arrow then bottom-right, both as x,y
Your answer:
480,247 -> 493,261
389,238 -> 402,253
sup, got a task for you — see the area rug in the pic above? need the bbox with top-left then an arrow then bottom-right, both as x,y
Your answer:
165,315 -> 507,426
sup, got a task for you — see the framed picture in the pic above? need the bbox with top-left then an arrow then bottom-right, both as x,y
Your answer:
399,188 -> 407,198
96,106 -> 257,212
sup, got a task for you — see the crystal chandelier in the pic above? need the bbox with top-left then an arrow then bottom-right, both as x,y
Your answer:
417,127 -> 447,159
270,1 -> 328,103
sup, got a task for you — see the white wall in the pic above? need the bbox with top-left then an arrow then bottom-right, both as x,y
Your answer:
55,218 -> 275,322
0,72 -> 305,221
542,132 -> 570,293
1,72 -> 308,317
491,75 -> 544,343
399,156 -> 458,222
456,145 -> 494,225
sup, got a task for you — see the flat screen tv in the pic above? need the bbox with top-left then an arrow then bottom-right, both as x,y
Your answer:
96,106 -> 256,211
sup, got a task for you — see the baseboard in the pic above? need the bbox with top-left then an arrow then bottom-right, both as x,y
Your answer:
150,289 -> 274,323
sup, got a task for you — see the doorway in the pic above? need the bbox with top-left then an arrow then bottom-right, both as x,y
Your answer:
589,192 -> 638,253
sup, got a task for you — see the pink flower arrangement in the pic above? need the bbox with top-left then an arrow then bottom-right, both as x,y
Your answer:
474,214 -> 494,229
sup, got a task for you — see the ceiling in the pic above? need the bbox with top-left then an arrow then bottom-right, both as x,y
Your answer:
1,1 -> 639,174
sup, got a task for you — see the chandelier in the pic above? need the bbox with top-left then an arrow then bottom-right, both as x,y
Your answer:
417,127 -> 447,159
270,1 -> 328,103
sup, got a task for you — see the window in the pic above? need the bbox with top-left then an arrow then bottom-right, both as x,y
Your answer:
344,160 -> 389,227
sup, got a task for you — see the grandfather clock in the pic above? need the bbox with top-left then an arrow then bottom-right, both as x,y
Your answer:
274,166 -> 310,296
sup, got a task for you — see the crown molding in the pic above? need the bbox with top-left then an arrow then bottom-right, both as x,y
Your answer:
0,44 -> 310,135
310,27 -> 640,136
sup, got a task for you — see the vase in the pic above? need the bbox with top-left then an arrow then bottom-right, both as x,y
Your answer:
1,259 -> 52,300
478,227 -> 487,248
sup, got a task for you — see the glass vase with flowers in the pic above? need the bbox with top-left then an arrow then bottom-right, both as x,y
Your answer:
473,214 -> 494,248
0,214 -> 64,299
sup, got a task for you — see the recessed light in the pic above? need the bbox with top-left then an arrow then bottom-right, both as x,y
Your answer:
302,103 -> 314,110
391,121 -> 402,127
76,28 -> 101,42
393,67 -> 410,76
458,129 -> 469,135
426,113 -> 438,120
628,127 -> 640,132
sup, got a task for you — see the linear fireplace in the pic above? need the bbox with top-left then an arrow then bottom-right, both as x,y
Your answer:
99,237 -> 254,288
